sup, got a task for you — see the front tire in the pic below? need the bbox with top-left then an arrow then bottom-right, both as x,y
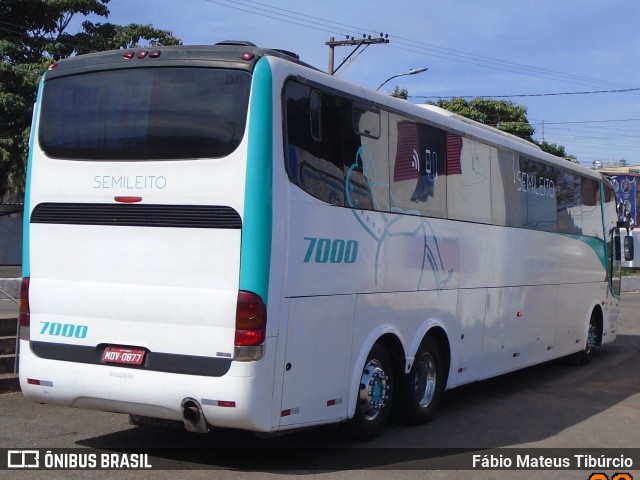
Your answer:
572,311 -> 599,365
341,343 -> 394,441
394,335 -> 444,425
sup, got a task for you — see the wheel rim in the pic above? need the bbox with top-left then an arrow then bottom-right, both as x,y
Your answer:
414,351 -> 437,408
585,321 -> 596,354
358,359 -> 390,421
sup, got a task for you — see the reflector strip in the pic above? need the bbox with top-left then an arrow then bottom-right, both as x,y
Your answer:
201,399 -> 236,408
281,407 -> 300,417
27,379 -> 53,387
326,398 -> 343,407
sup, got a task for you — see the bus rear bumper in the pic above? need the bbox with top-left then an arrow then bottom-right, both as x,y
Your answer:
18,339 -> 276,433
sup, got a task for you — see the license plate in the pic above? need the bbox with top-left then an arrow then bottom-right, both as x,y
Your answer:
102,346 -> 146,365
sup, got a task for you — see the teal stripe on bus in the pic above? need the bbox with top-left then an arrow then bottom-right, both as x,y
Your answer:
239,58 -> 273,303
559,233 -> 607,272
22,78 -> 44,277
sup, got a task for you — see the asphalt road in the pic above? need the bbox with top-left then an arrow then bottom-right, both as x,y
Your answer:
1,293 -> 639,480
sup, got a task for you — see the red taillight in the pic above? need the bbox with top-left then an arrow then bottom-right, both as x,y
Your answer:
123,50 -> 160,60
114,196 -> 143,203
235,291 -> 266,346
19,277 -> 30,328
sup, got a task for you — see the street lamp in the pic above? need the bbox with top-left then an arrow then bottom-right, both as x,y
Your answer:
375,67 -> 428,91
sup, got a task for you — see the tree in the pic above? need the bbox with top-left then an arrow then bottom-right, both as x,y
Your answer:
0,0 -> 181,202
389,85 -> 408,100
431,98 -> 535,141
535,140 -> 577,161
430,97 -> 574,160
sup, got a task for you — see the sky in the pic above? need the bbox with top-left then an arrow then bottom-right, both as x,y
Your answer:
77,0 -> 640,167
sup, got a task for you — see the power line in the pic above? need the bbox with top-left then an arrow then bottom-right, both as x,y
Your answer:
326,36 -> 387,75
387,37 -> 636,91
535,118 -> 640,126
210,0 -> 374,36
411,87 -> 640,100
202,0 -> 343,35
201,0 -> 639,91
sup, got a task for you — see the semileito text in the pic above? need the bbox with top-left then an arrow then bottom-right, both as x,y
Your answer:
515,170 -> 555,198
93,175 -> 167,190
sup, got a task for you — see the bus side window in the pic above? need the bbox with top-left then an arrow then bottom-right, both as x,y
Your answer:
284,82 -> 345,206
582,178 -> 602,239
556,172 -> 583,235
389,115 -> 447,218
310,90 -> 321,142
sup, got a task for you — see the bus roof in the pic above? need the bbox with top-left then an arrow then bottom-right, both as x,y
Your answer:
45,42 -> 318,79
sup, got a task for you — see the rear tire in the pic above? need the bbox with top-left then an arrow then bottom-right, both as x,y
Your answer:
341,343 -> 394,441
394,335 -> 444,425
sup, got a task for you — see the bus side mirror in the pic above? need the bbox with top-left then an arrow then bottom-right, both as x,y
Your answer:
624,235 -> 634,261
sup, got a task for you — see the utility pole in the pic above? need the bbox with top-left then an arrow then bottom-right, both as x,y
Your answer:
326,34 -> 389,75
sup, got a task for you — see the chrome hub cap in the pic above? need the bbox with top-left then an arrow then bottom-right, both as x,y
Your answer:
414,351 -> 437,408
359,359 -> 390,420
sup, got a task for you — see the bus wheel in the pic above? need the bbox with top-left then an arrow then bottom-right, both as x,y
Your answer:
341,343 -> 394,441
572,311 -> 599,365
394,335 -> 444,425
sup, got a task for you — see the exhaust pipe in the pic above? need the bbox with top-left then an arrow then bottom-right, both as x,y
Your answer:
181,398 -> 208,433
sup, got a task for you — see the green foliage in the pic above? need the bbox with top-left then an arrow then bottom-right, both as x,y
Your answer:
535,140 -> 576,161
431,97 -> 535,141
389,85 -> 408,100
430,97 -> 574,161
0,0 -> 181,201
76,22 -> 180,54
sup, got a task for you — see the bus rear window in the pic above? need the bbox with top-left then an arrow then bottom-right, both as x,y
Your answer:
39,68 -> 251,160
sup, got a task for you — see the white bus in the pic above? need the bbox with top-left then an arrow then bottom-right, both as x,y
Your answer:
19,42 -> 631,440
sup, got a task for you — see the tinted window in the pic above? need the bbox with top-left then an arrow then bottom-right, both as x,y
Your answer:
284,81 -> 381,210
390,115 -> 447,218
447,137 -> 492,224
491,149 -> 515,226
353,104 -> 380,138
285,82 -> 345,206
283,79 -> 606,239
582,178 -> 603,239
39,68 -> 251,160
556,171 -> 583,234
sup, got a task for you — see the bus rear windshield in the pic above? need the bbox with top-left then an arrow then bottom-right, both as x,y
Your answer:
39,67 -> 252,160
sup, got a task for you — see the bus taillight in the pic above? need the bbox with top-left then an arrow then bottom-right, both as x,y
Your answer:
235,291 -> 266,346
234,291 -> 266,361
19,277 -> 30,340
